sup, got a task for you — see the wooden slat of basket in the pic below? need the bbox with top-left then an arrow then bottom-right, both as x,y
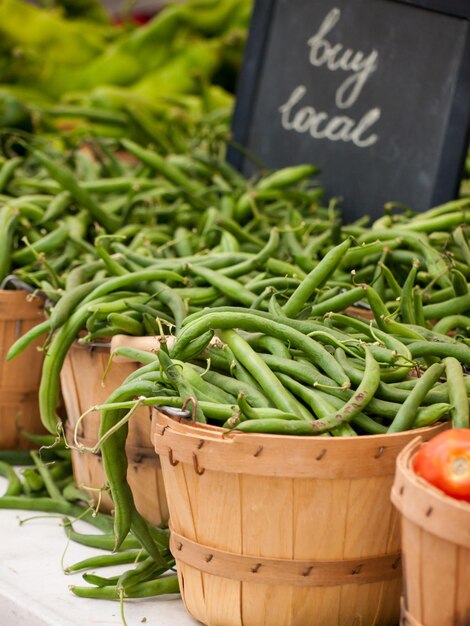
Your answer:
0,292 -> 44,321
0,291 -> 46,448
61,341 -> 167,526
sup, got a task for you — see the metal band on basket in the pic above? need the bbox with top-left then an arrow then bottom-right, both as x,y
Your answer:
170,529 -> 402,586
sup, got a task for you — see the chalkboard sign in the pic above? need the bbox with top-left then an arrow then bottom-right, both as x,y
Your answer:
229,0 -> 470,222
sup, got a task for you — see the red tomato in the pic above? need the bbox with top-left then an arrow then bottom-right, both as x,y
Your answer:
413,429 -> 470,502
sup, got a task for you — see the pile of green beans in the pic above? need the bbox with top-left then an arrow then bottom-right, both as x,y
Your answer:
3,130 -> 470,615
0,442 -> 178,605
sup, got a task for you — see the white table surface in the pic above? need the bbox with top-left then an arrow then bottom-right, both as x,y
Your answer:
0,477 -> 199,626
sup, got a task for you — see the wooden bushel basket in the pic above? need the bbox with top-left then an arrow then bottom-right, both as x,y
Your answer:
392,438 -> 470,626
60,339 -> 169,527
152,409 -> 447,626
0,290 -> 46,449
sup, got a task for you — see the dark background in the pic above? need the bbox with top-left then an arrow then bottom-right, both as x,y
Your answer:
238,0 -> 468,221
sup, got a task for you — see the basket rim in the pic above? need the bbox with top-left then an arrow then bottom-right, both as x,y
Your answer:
152,408 -> 447,479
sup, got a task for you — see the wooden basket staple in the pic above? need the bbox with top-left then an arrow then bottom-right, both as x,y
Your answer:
152,409 -> 447,626
61,338 -> 168,526
0,290 -> 47,449
392,437 -> 470,626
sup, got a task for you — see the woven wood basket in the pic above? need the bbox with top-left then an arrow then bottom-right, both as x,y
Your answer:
152,409 -> 447,626
0,290 -> 46,449
392,437 -> 470,626
60,338 -> 168,526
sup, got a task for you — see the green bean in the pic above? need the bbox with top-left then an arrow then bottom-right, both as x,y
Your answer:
413,288 -> 426,327
309,286 -> 367,318
379,262 -> 402,300
400,210 -> 470,232
413,403 -> 452,429
275,373 -> 356,435
121,139 -> 202,194
65,550 -> 147,574
387,363 -> 446,433
0,497 -> 113,531
283,238 -> 352,317
0,157 -> 22,192
30,148 -> 121,232
78,270 -> 186,309
222,343 -> 266,393
20,468 -> 44,494
127,301 -> 173,323
0,206 -> 19,280
39,191 -> 71,224
311,388 -> 388,435
106,313 -> 144,336
265,258 -> 307,279
174,311 -> 350,387
215,216 -> 265,248
38,295 -> 120,433
95,237 -> 128,277
0,451 -> 34,465
6,319 -> 51,361
117,556 -> 171,592
423,293 -> 470,319
400,260 -> 420,324
187,264 -> 259,307
192,365 -> 271,408
314,285 -> 342,305
151,281 -> 187,331
333,347 -> 443,404
444,357 -> 469,428
220,228 -> 280,279
70,574 -> 179,599
327,312 -> 413,367
65,524 -> 143,551
11,223 -> 69,265
30,452 -> 66,502
365,285 -> 424,341
450,268 -> 468,297
0,462 -> 22,496
98,381 -> 161,549
49,279 -> 107,330
185,305 -> 399,365
433,315 -> 470,335
218,329 -> 314,420
407,341 -> 470,367
423,286 -> 455,305
179,362 -> 236,404
257,164 -> 318,191
82,573 -> 120,588
266,354 -> 336,388
236,392 -> 303,421
304,346 -> 380,434
340,239 -> 400,269
127,509 -> 169,567
410,198 -> 470,221
156,350 -> 205,423
232,419 -> 321,435
452,225 -> 470,266
247,335 -> 292,360
220,230 -> 240,253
